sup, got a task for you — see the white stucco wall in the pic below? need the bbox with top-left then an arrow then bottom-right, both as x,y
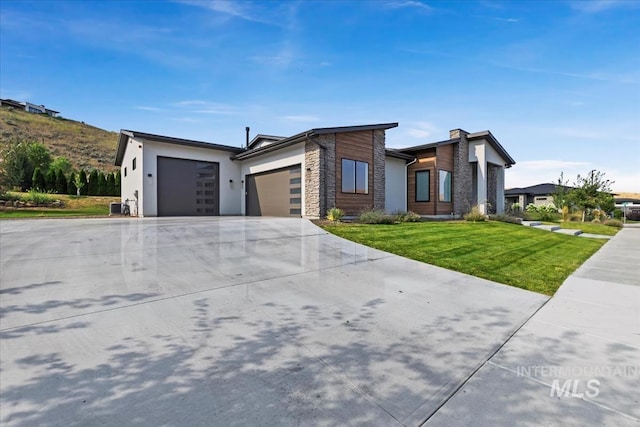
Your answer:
120,137 -> 144,216
468,139 -> 504,166
239,143 -> 305,215
385,156 -> 407,213
139,140 -> 242,216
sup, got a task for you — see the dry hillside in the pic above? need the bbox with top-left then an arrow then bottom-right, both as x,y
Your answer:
0,107 -> 118,172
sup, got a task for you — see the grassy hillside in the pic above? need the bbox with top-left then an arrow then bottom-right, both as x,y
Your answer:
0,107 -> 118,171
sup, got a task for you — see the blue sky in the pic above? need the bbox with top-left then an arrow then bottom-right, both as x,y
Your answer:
1,0 -> 639,191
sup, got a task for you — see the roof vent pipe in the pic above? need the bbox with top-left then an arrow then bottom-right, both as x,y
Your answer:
245,127 -> 250,148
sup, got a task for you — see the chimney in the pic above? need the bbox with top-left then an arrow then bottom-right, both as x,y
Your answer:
245,127 -> 250,148
449,128 -> 468,139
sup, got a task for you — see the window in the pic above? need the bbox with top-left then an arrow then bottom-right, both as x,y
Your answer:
132,157 -> 137,170
415,170 -> 430,202
124,167 -> 127,177
341,159 -> 368,194
439,170 -> 452,202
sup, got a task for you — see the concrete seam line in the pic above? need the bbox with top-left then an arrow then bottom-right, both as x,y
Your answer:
487,360 -> 640,422
530,318 -> 640,350
418,297 -> 552,426
0,255 -> 395,332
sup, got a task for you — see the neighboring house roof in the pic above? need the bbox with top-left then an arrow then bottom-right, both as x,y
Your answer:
615,197 -> 640,204
504,183 -> 573,196
247,134 -> 285,149
0,99 -> 25,108
233,122 -> 399,161
115,129 -> 243,166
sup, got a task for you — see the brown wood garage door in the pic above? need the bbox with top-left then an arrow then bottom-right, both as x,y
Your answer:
157,157 -> 219,216
246,165 -> 301,217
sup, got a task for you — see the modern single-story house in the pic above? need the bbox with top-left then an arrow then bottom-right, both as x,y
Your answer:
0,99 -> 59,117
114,124 -> 515,218
504,183 -> 573,210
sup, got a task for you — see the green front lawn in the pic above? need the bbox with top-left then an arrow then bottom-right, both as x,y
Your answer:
322,221 -> 606,295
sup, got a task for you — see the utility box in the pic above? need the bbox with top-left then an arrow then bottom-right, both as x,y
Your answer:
109,202 -> 122,215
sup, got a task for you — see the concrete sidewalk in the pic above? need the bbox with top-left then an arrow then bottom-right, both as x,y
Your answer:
426,227 -> 640,426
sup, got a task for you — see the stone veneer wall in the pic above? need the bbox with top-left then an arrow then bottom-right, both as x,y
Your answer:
451,129 -> 473,216
304,134 -> 336,218
487,164 -> 498,214
373,129 -> 386,211
304,140 -> 321,218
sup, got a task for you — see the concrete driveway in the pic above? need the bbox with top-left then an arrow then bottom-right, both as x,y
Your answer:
1,217 -> 547,426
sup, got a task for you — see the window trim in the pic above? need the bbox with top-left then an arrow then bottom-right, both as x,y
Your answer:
438,169 -> 452,203
415,170 -> 430,202
341,158 -> 369,195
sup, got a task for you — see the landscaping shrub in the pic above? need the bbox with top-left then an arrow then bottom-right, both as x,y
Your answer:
24,189 -> 55,204
358,209 -> 396,224
393,211 -> 422,222
326,207 -> 345,222
613,209 -> 624,220
603,219 -> 623,228
464,205 -> 486,222
509,202 -> 521,212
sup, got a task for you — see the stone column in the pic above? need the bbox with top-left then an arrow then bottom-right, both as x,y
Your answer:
496,166 -> 505,214
476,144 -> 487,214
373,129 -> 386,211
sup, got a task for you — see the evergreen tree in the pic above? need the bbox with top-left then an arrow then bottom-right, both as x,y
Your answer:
107,172 -> 116,196
114,170 -> 121,196
97,171 -> 108,195
56,170 -> 67,194
78,170 -> 88,195
68,172 -> 78,196
87,170 -> 99,195
45,169 -> 57,192
31,167 -> 46,191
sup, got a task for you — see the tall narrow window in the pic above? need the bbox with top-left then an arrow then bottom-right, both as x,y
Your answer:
439,170 -> 452,202
415,170 -> 430,202
341,159 -> 368,194
124,167 -> 127,177
132,158 -> 137,170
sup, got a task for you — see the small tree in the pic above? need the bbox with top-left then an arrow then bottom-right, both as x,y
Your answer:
557,170 -> 615,222
49,157 -> 73,175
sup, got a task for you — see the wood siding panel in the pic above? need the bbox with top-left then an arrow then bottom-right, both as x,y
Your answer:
436,144 -> 454,215
407,148 -> 436,215
335,131 -> 375,215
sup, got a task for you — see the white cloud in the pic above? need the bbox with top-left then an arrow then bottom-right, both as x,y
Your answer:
385,1 -> 434,12
570,0 -> 637,14
506,160 -> 590,189
135,106 -> 164,112
516,160 -> 591,171
406,121 -> 438,139
172,100 -> 238,114
281,115 -> 320,123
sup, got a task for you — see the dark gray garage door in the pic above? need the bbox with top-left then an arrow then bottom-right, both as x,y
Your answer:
246,165 -> 301,217
157,157 -> 219,216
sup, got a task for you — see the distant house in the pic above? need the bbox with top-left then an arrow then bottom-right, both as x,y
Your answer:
504,183 -> 573,209
0,99 -> 59,117
115,125 -> 515,218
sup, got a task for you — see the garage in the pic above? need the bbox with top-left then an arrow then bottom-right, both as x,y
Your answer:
157,156 -> 219,216
246,164 -> 301,216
